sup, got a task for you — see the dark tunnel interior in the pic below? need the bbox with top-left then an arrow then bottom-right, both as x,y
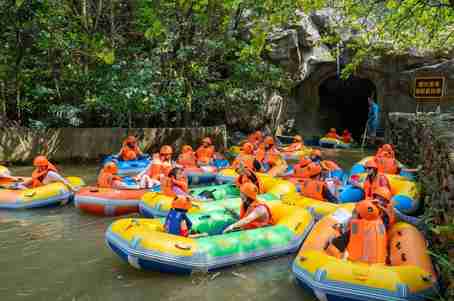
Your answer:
318,76 -> 376,140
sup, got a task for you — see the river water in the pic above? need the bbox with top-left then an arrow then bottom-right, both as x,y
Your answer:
1,149 -> 370,301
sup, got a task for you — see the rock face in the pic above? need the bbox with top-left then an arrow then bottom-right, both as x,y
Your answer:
387,112 -> 454,297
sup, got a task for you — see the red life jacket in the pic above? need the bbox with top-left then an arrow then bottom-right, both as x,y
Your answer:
346,218 -> 388,264
342,133 -> 352,144
31,163 -> 58,188
299,179 -> 326,201
239,201 -> 273,230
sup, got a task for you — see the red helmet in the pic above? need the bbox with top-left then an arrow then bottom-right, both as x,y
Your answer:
365,159 -> 378,169
104,162 -> 118,174
293,135 -> 303,142
240,182 -> 258,199
264,136 -> 274,146
355,200 -> 380,220
171,196 -> 192,211
373,187 -> 392,202
241,142 -> 254,154
181,145 -> 193,153
202,137 -> 212,145
160,145 -> 173,155
33,155 -> 49,167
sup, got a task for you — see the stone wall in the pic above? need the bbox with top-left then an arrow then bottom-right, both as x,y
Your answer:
387,112 -> 453,296
0,126 -> 227,163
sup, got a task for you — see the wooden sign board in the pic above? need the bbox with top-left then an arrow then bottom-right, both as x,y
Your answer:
414,77 -> 445,99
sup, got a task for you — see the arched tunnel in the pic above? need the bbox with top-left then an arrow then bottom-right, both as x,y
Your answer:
318,76 -> 376,140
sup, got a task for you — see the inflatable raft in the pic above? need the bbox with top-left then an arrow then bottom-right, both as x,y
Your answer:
184,166 -> 218,185
102,155 -> 151,175
106,202 -> 314,273
343,173 -> 421,214
292,209 -> 437,301
319,137 -> 351,149
350,156 -> 416,181
0,165 -> 10,178
281,148 -> 313,161
0,177 -> 85,209
75,187 -> 157,216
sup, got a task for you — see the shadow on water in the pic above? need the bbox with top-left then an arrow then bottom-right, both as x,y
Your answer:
0,151 -> 372,301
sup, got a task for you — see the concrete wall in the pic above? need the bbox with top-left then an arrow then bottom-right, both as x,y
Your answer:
0,126 -> 227,163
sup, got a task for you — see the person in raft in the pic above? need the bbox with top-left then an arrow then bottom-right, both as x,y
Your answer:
280,135 -> 304,153
19,156 -> 78,192
367,96 -> 380,145
326,128 -> 341,139
342,129 -> 352,144
164,196 -> 193,237
255,136 -> 288,177
117,136 -> 144,161
231,142 -> 256,171
326,200 -> 387,264
136,145 -> 174,188
235,164 -> 264,194
223,182 -> 273,233
177,145 -> 197,169
351,159 -> 391,199
247,130 -> 263,149
97,162 -> 130,189
160,167 -> 189,197
195,137 -> 216,166
375,143 -> 420,175
298,162 -> 338,202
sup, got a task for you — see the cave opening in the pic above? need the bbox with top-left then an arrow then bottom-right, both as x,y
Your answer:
318,76 -> 376,140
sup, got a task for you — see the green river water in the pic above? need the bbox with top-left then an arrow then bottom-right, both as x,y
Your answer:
1,149 -> 370,301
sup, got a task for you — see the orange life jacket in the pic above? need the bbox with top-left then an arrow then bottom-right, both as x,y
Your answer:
256,147 -> 282,167
363,174 -> 391,199
346,218 -> 388,264
161,175 -> 189,197
177,152 -> 197,168
235,174 -> 264,194
240,201 -> 273,230
342,133 -> 352,144
147,154 -> 173,180
299,179 -> 326,201
282,142 -> 303,153
375,156 -> 399,175
195,145 -> 215,165
97,172 -> 122,188
31,163 -> 58,188
293,160 -> 314,179
231,154 -> 255,170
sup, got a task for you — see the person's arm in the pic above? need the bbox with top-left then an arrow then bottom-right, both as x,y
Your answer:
223,206 -> 267,233
46,171 -> 77,192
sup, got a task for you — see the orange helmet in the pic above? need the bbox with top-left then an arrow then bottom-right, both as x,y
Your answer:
33,155 -> 49,167
160,145 -> 173,155
171,196 -> 192,211
355,200 -> 380,220
382,144 -> 393,152
306,162 -> 322,177
125,135 -> 137,143
181,145 -> 193,153
104,162 -> 118,174
373,187 -> 392,202
264,136 -> 274,146
202,137 -> 212,145
330,128 -> 336,132
293,135 -> 303,142
311,149 -> 322,157
240,182 -> 258,199
364,159 -> 378,169
241,142 -> 254,154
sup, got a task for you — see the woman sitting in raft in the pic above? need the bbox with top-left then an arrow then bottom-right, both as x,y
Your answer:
351,159 -> 391,198
298,163 -> 338,202
223,182 -> 273,233
326,128 -> 341,139
164,196 -> 193,237
97,162 -> 130,189
117,136 -> 143,161
195,137 -> 215,166
280,135 -> 304,153
177,145 -> 197,169
375,144 -> 420,175
342,129 -> 352,144
19,156 -> 77,192
231,142 -> 256,171
255,136 -> 288,177
160,167 -> 189,197
136,145 -> 174,188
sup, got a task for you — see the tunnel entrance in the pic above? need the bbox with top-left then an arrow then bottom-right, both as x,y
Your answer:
318,76 -> 376,140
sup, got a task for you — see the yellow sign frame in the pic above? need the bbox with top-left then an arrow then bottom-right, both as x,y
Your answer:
414,77 -> 445,99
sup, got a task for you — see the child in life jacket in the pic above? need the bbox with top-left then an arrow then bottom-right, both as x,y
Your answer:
342,129 -> 352,144
351,159 -> 391,198
255,136 -> 288,177
326,200 -> 388,265
160,167 -> 189,197
136,145 -> 174,189
375,143 -> 420,175
164,196 -> 193,237
298,163 -> 338,202
231,142 -> 256,171
177,145 -> 197,169
195,137 -> 215,166
326,128 -> 341,139
117,136 -> 143,161
97,162 -> 129,189
20,156 -> 77,192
